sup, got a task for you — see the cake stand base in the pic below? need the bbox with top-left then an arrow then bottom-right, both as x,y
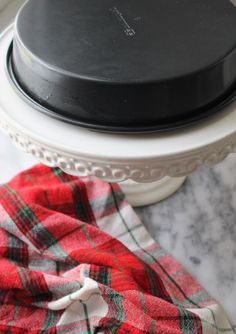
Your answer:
119,176 -> 187,207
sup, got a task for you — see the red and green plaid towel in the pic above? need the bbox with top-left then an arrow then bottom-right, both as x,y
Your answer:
0,164 -> 233,333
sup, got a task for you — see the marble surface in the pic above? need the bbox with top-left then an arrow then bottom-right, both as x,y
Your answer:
1,128 -> 236,327
1,0 -> 236,328
136,157 -> 236,326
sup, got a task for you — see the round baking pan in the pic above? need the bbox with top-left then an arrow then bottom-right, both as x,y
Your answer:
6,0 -> 236,133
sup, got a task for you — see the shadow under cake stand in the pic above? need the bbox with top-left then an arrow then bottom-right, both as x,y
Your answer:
1,27 -> 236,206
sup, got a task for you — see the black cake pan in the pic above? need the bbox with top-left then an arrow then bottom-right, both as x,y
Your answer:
6,0 -> 236,132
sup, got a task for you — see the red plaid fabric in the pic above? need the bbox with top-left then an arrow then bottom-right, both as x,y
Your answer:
0,164 -> 233,333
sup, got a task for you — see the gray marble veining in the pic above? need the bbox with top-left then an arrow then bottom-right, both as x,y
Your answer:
136,156 -> 236,326
1,129 -> 236,326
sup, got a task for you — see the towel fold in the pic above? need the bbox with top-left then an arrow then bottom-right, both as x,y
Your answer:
0,164 -> 233,333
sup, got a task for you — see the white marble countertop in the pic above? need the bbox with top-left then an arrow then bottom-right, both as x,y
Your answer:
1,0 -> 236,328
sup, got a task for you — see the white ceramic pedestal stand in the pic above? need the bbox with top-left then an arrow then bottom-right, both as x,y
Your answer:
1,26 -> 236,207
119,178 -> 186,206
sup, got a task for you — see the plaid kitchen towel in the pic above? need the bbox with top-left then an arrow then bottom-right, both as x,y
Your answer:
0,164 -> 233,334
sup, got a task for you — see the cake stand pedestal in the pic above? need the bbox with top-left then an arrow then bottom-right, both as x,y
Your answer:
1,26 -> 236,207
119,178 -> 186,207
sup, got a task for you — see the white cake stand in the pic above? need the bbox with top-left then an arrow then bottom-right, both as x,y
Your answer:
1,26 -> 236,207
